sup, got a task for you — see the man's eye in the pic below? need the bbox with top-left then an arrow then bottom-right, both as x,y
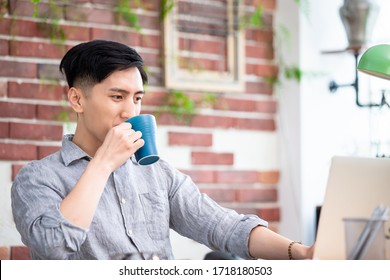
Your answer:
134,96 -> 143,103
112,95 -> 123,100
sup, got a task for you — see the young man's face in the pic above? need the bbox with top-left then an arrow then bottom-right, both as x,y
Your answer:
77,67 -> 145,145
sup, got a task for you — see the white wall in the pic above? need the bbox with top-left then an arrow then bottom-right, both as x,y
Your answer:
276,0 -> 390,244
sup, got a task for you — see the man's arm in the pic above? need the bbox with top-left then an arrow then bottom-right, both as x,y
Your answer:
248,226 -> 314,259
60,123 -> 144,229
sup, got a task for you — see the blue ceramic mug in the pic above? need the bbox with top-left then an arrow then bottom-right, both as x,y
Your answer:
125,114 -> 160,165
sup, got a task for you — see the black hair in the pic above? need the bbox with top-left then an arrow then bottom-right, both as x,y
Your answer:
59,40 -> 148,89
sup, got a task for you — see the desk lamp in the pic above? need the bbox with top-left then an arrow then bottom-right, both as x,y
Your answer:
357,44 -> 390,107
358,44 -> 390,80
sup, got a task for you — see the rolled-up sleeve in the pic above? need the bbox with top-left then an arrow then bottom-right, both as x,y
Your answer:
162,162 -> 268,259
11,162 -> 88,260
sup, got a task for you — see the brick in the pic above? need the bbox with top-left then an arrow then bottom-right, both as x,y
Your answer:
215,170 -> 259,184
0,102 -> 36,118
111,9 -> 159,29
38,64 -> 64,81
179,56 -> 227,72
65,5 -> 114,24
237,188 -> 277,202
168,132 -> 212,147
179,37 -> 227,55
10,246 -> 31,260
10,40 -> 67,59
140,34 -> 161,49
245,81 -> 273,95
9,0 -> 58,19
201,188 -> 236,202
8,82 -> 66,101
61,25 -> 90,41
246,63 -> 277,77
214,98 -> 277,113
8,19 -> 46,37
0,18 -> 11,34
137,14 -> 160,30
257,207 -> 280,222
91,28 -> 140,46
0,143 -> 37,160
10,123 -> 63,141
0,246 -> 10,260
0,60 -> 37,78
233,117 -> 275,131
139,52 -> 161,68
213,98 -> 256,112
189,115 -> 235,129
246,44 -> 274,59
257,64 -> 278,77
245,29 -> 273,43
6,19 -> 89,41
180,169 -> 214,184
0,122 -> 10,138
247,0 -> 276,10
12,164 -> 25,181
258,171 -> 279,184
0,39 -> 9,55
0,81 -> 7,97
38,145 -> 60,159
148,112 -> 185,126
178,1 -> 227,18
255,100 -> 277,113
192,151 -> 234,165
37,104 -> 76,122
142,90 -> 166,106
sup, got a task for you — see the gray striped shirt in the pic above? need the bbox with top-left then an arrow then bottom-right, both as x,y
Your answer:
11,134 -> 267,260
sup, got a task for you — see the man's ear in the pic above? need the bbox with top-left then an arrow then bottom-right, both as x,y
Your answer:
68,87 -> 84,113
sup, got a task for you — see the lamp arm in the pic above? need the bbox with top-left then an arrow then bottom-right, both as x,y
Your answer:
353,53 -> 387,108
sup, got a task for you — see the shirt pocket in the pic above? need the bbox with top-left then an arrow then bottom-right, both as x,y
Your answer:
139,192 -> 170,240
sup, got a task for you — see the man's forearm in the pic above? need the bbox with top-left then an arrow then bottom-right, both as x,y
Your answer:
60,158 -> 112,229
248,226 -> 313,260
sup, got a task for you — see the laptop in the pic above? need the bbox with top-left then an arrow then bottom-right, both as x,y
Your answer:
313,156 -> 390,259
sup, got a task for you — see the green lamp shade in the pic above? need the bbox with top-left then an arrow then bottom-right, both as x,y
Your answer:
357,44 -> 390,80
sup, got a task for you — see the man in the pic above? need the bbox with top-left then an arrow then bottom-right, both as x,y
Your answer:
11,40 -> 313,260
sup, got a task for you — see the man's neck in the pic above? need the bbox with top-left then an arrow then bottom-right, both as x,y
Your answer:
72,130 -> 101,158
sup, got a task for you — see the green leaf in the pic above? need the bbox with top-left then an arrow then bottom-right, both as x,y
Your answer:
249,5 -> 264,28
31,0 -> 41,18
284,66 -> 302,82
160,0 -> 175,20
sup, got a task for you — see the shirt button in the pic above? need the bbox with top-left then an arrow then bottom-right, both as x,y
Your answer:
121,198 -> 126,204
127,229 -> 133,236
152,254 -> 159,260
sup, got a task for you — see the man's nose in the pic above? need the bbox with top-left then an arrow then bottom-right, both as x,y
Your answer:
121,101 -> 136,120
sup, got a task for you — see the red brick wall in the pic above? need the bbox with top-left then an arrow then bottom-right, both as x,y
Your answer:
0,0 -> 278,259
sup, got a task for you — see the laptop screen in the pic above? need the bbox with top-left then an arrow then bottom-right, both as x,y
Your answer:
313,156 -> 390,259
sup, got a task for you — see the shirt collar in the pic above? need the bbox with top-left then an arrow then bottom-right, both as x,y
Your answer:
61,134 -> 92,166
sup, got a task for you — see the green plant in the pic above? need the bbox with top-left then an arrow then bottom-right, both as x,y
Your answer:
156,90 -> 217,125
31,0 -> 67,44
241,3 -> 264,29
0,0 -> 7,17
160,0 -> 175,20
115,0 -> 142,31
